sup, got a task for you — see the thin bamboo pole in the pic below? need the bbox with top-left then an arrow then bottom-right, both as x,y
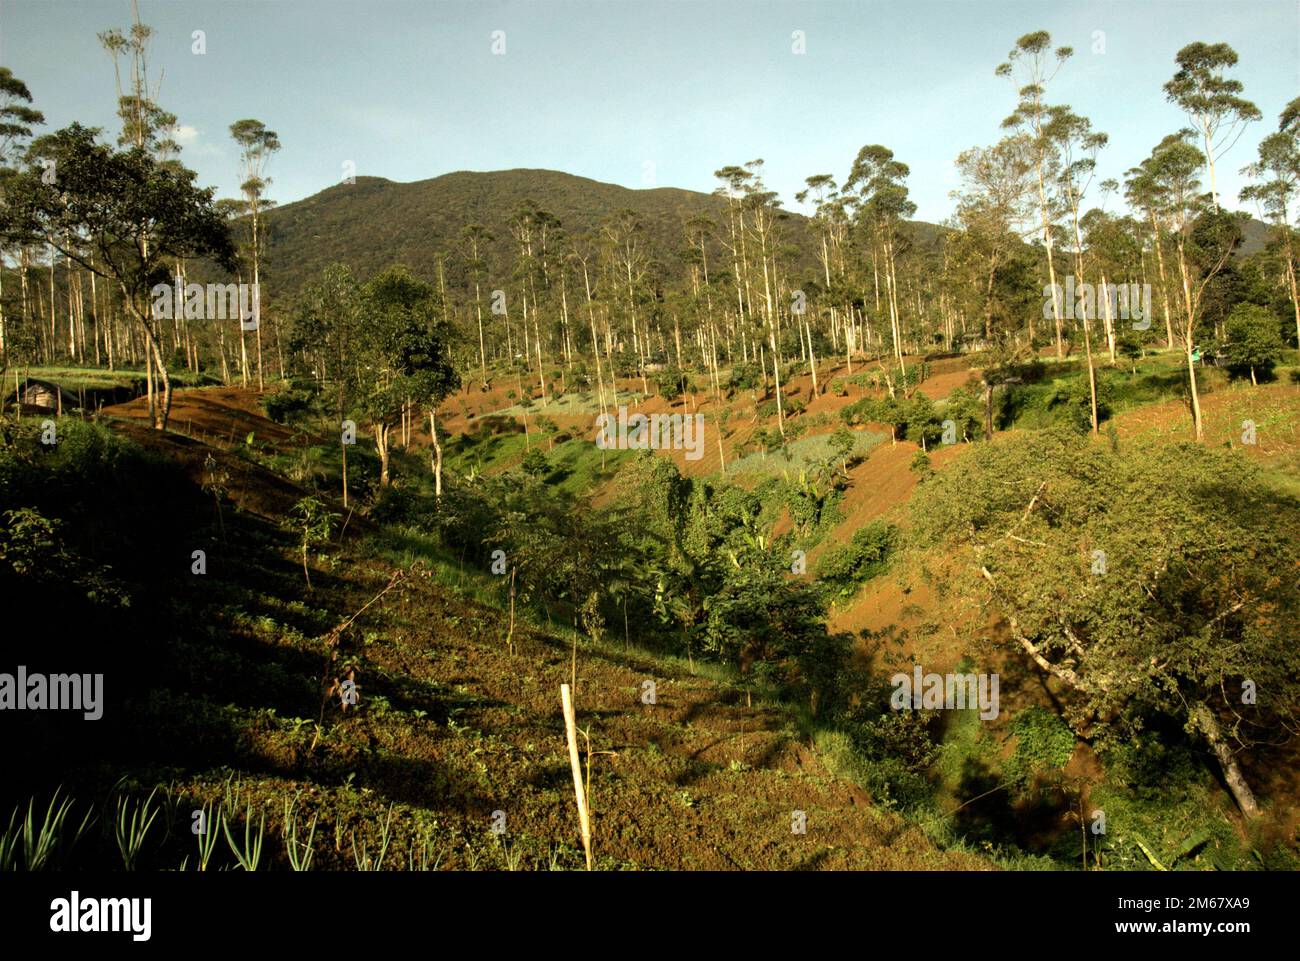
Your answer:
560,683 -> 592,870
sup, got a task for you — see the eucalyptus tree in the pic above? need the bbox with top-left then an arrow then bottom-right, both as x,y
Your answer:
713,165 -> 755,361
603,208 -> 651,395
682,213 -> 722,397
570,239 -> 615,416
1047,106 -> 1108,432
795,173 -> 845,384
1124,162 -> 1177,348
98,9 -> 182,416
229,119 -> 281,390
0,68 -> 43,363
1241,97 -> 1300,347
97,14 -> 178,159
846,144 -> 914,387
1081,206 -> 1146,362
508,200 -> 547,400
740,160 -> 789,434
950,135 -> 1034,343
212,197 -> 249,384
458,222 -> 493,386
541,213 -> 577,371
291,264 -> 361,505
795,175 -> 839,293
1163,42 -> 1260,208
1141,131 -> 1236,441
997,30 -> 1072,356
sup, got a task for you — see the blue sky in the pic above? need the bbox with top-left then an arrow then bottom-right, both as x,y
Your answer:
2,0 -> 1296,223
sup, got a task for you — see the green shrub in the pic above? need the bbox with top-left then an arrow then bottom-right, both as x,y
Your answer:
1004,706 -> 1075,789
261,386 -> 315,424
1219,303 -> 1285,381
520,447 -> 549,478
816,521 -> 898,596
728,363 -> 762,391
654,367 -> 688,401
829,708 -> 939,810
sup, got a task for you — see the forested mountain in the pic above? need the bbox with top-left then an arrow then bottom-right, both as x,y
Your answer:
258,168 -> 945,295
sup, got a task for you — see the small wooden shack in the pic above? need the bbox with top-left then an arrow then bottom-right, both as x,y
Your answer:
13,378 -> 80,415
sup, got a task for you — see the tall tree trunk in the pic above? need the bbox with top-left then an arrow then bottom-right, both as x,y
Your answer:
1035,160 -> 1064,358
429,408 -> 443,499
1149,211 -> 1175,349
1176,239 -> 1204,442
373,421 -> 391,487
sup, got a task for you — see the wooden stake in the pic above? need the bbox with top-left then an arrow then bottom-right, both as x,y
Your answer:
560,683 -> 592,870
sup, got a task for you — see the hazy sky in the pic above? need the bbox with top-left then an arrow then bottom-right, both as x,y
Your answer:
2,0 -> 1296,223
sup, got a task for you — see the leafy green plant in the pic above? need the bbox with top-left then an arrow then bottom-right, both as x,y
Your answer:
222,804 -> 266,871
816,522 -> 898,597
728,362 -> 762,391
283,496 -> 339,590
262,385 -> 316,423
654,366 -> 688,403
351,805 -> 395,870
1219,302 -> 1285,384
0,789 -> 94,871
114,788 -> 160,870
284,807 -> 318,871
201,453 -> 230,541
193,802 -> 222,871
1004,706 -> 1076,789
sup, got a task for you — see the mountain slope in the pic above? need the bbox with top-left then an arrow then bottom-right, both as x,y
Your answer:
260,169 -> 753,295
257,168 -> 945,298
255,166 -> 1270,303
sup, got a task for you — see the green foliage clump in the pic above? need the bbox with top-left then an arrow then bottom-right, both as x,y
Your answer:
911,428 -> 1300,799
1002,371 -> 1113,432
0,506 -> 128,608
782,472 -> 839,535
261,385 -> 316,424
841,391 -> 943,445
1003,706 -> 1075,788
519,447 -> 549,479
654,367 -> 688,401
728,363 -> 762,391
940,386 -> 984,442
829,703 -> 939,811
1098,731 -> 1203,805
283,496 -> 339,590
1219,302 -> 1284,381
816,521 -> 898,597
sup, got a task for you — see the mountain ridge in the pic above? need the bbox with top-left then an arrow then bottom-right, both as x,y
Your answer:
254,167 -> 1268,302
